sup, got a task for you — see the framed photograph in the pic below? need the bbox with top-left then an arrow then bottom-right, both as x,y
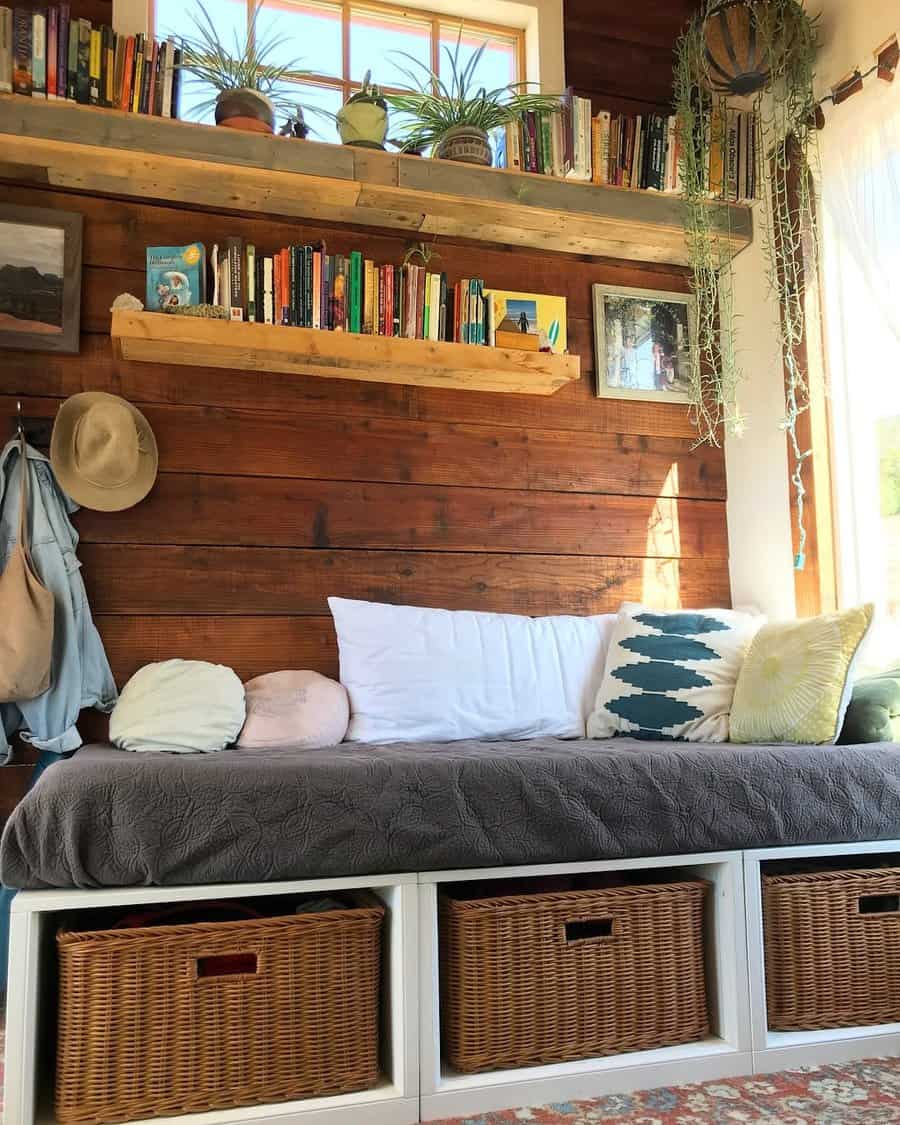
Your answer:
0,203 -> 83,354
592,283 -> 696,403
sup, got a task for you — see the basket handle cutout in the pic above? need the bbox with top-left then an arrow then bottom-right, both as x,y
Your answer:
859,893 -> 900,915
565,918 -> 614,942
197,952 -> 258,978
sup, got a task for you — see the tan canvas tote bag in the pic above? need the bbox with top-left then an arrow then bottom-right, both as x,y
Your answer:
0,435 -> 54,702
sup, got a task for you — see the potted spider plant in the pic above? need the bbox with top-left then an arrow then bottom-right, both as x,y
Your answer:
336,70 -> 389,148
177,0 -> 320,133
384,34 -> 562,166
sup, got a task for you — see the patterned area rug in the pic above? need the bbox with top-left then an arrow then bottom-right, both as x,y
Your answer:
2,1044 -> 899,1120
430,1057 -> 900,1124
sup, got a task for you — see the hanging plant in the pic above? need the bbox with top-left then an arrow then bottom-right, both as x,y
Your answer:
674,0 -> 819,565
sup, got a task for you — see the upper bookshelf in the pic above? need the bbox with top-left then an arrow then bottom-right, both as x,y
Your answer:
0,95 -> 753,267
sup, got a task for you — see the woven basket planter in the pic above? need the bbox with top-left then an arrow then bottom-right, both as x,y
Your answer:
56,894 -> 384,1123
440,879 -> 709,1073
764,866 -> 900,1031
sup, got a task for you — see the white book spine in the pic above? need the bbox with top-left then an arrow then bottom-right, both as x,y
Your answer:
429,273 -> 440,342
32,11 -> 46,98
263,257 -> 274,325
161,37 -> 175,118
509,122 -> 522,170
582,99 -> 592,181
0,8 -> 12,94
210,244 -> 219,306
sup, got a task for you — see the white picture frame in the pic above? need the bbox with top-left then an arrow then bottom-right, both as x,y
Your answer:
592,283 -> 697,403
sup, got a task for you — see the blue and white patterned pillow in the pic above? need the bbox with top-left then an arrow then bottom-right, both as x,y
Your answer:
587,605 -> 762,742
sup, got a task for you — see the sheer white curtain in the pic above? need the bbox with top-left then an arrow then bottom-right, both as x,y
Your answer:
820,78 -> 900,661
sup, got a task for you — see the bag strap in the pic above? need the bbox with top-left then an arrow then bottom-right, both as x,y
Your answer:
17,431 -> 30,557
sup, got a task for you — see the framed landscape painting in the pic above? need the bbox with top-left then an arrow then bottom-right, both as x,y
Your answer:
0,203 -> 82,354
592,283 -> 696,403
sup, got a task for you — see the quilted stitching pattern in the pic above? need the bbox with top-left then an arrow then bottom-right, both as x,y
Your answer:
3,738 -> 900,889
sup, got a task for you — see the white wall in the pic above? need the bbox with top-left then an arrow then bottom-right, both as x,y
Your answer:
726,209 -> 797,619
725,0 -> 900,618
811,0 -> 900,96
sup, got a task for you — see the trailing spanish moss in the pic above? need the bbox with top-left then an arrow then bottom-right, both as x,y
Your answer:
674,0 -> 819,567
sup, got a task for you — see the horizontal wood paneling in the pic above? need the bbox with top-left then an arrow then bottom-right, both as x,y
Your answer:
81,546 -> 730,616
565,0 -> 700,114
96,617 -> 340,685
7,395 -> 724,499
5,336 -> 707,440
1,169 -> 730,816
73,474 -> 727,559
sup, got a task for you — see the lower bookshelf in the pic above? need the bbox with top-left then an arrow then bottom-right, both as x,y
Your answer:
110,310 -> 582,395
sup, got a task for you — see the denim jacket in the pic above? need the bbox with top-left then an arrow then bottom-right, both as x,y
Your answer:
0,439 -> 117,764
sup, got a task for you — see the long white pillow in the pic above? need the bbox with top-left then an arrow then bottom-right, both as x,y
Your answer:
329,597 -> 616,744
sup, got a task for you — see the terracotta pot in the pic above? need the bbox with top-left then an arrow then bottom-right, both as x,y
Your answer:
436,125 -> 492,166
337,100 -> 389,148
214,89 -> 275,133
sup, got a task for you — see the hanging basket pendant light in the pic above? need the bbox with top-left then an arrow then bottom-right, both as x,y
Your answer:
702,0 -> 775,95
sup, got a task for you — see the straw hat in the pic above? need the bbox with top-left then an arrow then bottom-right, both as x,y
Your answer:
50,392 -> 158,512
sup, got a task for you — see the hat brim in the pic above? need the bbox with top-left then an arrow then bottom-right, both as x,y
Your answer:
50,392 -> 159,512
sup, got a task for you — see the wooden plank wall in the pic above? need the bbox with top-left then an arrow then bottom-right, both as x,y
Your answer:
564,0 -> 700,115
1,179 -> 730,811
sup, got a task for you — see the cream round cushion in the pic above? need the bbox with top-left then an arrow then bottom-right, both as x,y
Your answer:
110,659 -> 246,753
236,670 -> 350,751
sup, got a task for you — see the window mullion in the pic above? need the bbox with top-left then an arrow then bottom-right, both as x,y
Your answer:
342,0 -> 351,99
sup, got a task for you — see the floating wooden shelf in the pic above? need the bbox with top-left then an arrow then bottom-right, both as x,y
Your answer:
0,95 -> 753,267
110,310 -> 582,395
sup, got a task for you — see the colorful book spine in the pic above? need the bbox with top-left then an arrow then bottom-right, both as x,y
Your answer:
56,3 -> 68,99
0,6 -> 11,94
31,11 -> 45,97
12,8 -> 30,95
46,6 -> 57,97
87,25 -> 100,104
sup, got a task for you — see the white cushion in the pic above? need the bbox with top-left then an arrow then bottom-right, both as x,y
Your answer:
329,597 -> 616,743
587,605 -> 762,743
110,659 -> 246,753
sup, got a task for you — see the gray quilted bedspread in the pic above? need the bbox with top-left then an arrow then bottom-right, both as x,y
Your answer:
3,738 -> 900,889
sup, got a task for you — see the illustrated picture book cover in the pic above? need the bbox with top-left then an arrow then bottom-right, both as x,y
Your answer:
483,289 -> 567,353
146,243 -> 206,311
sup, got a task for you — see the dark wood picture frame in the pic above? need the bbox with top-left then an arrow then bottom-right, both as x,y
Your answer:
0,202 -> 83,354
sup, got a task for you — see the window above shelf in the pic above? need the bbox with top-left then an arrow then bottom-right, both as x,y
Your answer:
0,96 -> 753,267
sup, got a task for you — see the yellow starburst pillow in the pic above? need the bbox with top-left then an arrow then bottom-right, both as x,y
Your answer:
730,604 -> 874,745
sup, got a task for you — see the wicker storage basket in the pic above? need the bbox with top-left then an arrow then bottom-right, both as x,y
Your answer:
56,893 -> 384,1124
440,879 -> 709,1072
764,866 -> 900,1031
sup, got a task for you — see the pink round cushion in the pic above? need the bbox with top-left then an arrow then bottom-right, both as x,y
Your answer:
236,671 -> 349,750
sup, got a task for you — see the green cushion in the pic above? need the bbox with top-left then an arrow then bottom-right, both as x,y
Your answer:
838,666 -> 900,744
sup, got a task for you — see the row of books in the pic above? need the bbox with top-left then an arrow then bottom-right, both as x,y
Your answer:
497,100 -> 759,203
592,112 -> 680,193
497,91 -> 594,181
146,242 -> 495,345
593,108 -> 757,201
0,6 -> 181,115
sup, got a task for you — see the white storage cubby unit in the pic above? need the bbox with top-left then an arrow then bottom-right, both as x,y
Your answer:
4,874 -> 421,1125
745,838 -> 900,1075
418,851 -> 752,1122
6,842 -> 900,1125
